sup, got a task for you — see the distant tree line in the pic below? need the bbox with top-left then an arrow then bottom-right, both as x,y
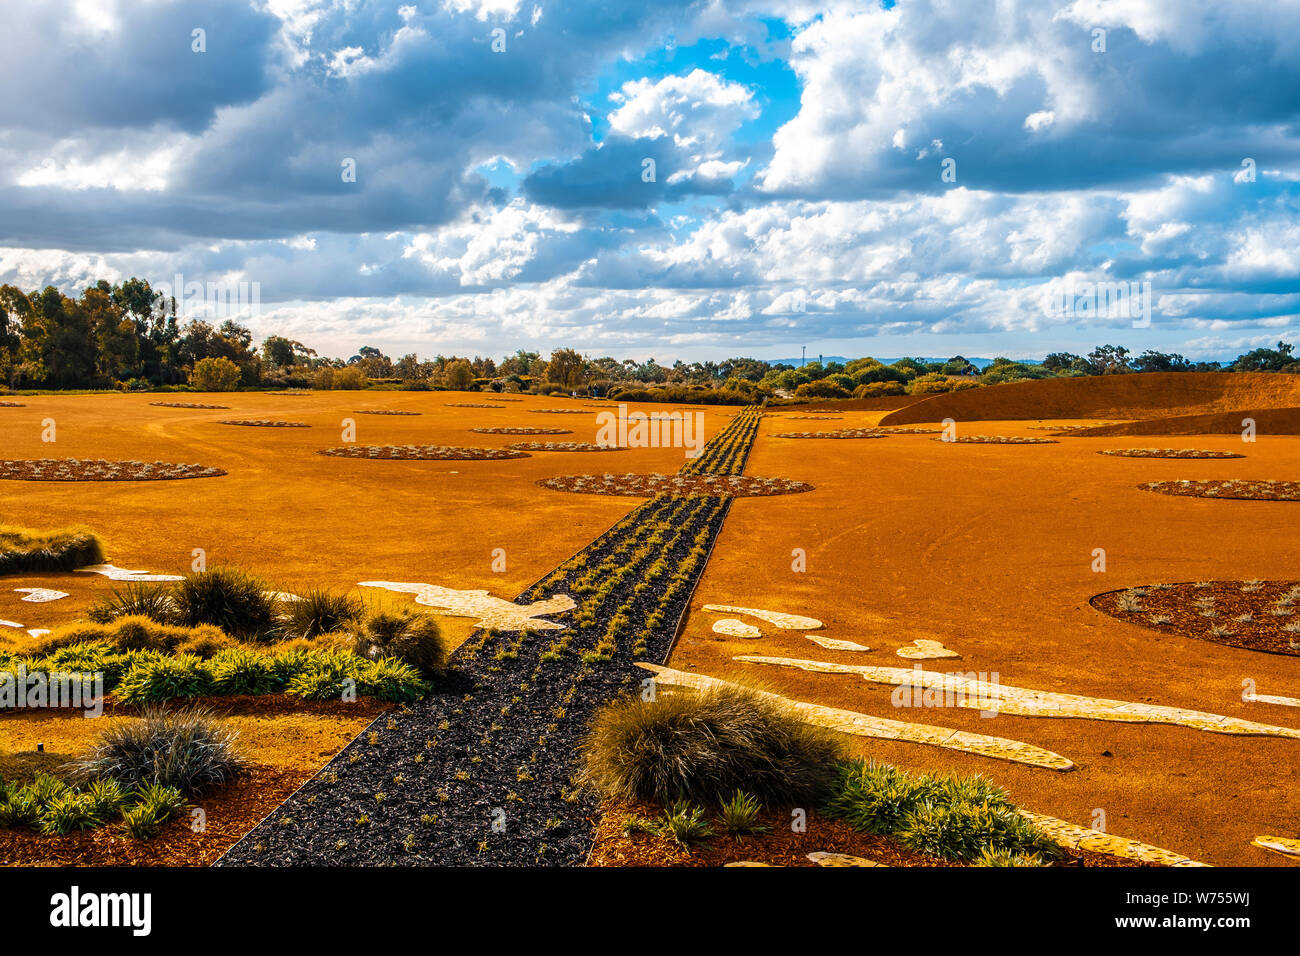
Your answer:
1,278 -> 1296,398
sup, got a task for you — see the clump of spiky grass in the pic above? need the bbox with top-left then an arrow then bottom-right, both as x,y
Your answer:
283,588 -> 362,639
580,681 -> 843,807
31,616 -> 231,658
0,525 -> 104,575
351,610 -> 446,677
74,707 -> 244,797
87,581 -> 178,625
661,800 -> 713,848
172,567 -> 278,640
1115,590 -> 1144,612
717,790 -> 768,838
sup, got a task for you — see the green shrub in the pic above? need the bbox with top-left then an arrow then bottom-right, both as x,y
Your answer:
208,648 -> 279,695
354,657 -> 429,703
284,588 -> 362,639
580,681 -> 843,806
27,772 -> 69,808
115,654 -> 214,704
75,707 -> 243,796
190,356 -> 242,391
661,800 -> 713,848
39,792 -> 100,835
84,778 -> 127,820
0,791 -> 40,828
976,846 -> 1049,867
120,803 -> 162,840
131,782 -> 188,819
33,617 -> 229,658
352,611 -> 446,677
822,760 -> 1062,862
172,567 -> 278,640
0,525 -> 104,575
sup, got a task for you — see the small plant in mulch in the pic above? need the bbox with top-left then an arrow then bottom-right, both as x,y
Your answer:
931,436 -> 1058,444
1141,479 -> 1300,501
352,409 -> 422,416
0,772 -> 187,841
470,426 -> 572,435
0,459 -> 226,481
506,441 -> 626,452
539,472 -> 813,497
1100,448 -> 1244,459
1092,580 -> 1300,655
319,444 -> 529,460
149,401 -> 230,409
217,419 -> 310,428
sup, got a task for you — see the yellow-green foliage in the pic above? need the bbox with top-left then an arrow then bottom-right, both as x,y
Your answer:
30,617 -> 235,658
0,524 -> 104,575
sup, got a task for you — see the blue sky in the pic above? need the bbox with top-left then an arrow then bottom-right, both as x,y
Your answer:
1,0 -> 1299,363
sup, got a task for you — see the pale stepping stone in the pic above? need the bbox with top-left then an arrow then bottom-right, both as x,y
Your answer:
361,581 -> 575,631
807,635 -> 870,652
1021,811 -> 1207,866
735,655 -> 1300,740
637,663 -> 1074,771
807,851 -> 887,867
15,588 -> 68,603
724,861 -> 777,867
712,618 -> 761,638
0,620 -> 22,629
1244,692 -> 1300,708
76,564 -> 184,582
1252,836 -> 1300,858
703,604 -> 822,630
265,591 -> 303,603
897,639 -> 960,660
27,629 -> 50,638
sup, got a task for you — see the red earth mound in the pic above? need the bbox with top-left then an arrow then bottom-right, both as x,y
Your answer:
877,373 -> 1300,425
1073,407 -> 1300,437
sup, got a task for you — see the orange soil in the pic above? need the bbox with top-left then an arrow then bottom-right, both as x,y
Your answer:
669,394 -> 1300,867
0,696 -> 386,865
0,390 -> 727,649
878,372 -> 1300,425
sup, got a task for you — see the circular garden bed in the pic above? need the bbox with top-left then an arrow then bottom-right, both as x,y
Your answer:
0,459 -> 226,481
528,408 -> 589,415
506,441 -> 624,452
1092,581 -> 1300,656
150,401 -> 230,409
539,472 -> 814,497
353,409 -> 421,416
470,426 -> 573,435
1,401 -> 27,407
319,445 -> 529,460
775,428 -> 888,439
218,419 -> 310,428
932,436 -> 1058,444
1141,479 -> 1300,501
1101,448 -> 1244,459
445,403 -> 504,409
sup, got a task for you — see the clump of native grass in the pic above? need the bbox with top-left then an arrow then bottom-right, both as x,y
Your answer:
0,524 -> 104,575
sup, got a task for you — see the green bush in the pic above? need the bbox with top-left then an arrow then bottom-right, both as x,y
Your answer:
190,356 -> 242,391
87,582 -> 179,625
352,611 -> 446,678
580,681 -> 843,807
115,655 -> 215,704
208,648 -> 279,695
822,760 -> 1062,862
39,791 -> 100,835
718,790 -> 768,838
75,708 -> 243,796
172,567 -> 278,640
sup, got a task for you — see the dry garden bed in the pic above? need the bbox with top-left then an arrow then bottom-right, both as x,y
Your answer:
1100,448 -> 1244,459
0,401 -> 25,407
774,428 -> 888,439
507,442 -> 625,453
353,409 -> 421,416
932,436 -> 1058,444
538,473 -> 813,497
1141,479 -> 1300,500
528,408 -> 590,415
470,426 -> 572,435
318,445 -> 529,460
0,459 -> 226,481
445,403 -> 504,408
1092,581 -> 1300,656
150,402 -> 229,409
217,420 -> 310,428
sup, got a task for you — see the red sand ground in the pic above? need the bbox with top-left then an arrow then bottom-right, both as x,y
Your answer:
670,378 -> 1300,867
